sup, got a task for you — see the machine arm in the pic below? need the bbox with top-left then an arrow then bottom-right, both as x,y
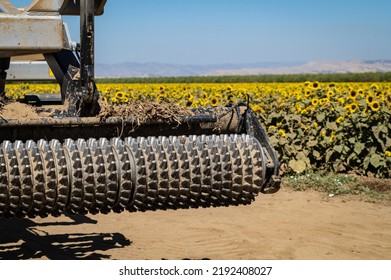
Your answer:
0,0 -> 106,116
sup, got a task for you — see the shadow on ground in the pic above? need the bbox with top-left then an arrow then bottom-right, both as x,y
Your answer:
0,215 -> 131,260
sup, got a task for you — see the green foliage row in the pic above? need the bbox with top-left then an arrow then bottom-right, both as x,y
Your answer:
97,72 -> 391,84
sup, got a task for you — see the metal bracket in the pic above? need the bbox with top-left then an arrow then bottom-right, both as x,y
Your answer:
245,109 -> 281,193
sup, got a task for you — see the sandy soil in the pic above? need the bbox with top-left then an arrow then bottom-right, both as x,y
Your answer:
0,187 -> 390,260
0,102 -> 41,121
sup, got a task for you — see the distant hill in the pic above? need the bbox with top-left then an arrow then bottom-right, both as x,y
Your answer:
96,60 -> 391,78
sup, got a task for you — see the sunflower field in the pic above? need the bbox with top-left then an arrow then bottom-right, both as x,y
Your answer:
5,81 -> 391,178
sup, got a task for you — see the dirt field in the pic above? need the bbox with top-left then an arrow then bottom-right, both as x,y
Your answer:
0,187 -> 390,260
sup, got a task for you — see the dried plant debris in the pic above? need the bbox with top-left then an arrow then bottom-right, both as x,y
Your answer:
0,98 -> 194,126
98,100 -> 193,124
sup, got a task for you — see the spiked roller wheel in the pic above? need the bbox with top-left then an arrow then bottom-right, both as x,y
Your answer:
0,134 -> 269,218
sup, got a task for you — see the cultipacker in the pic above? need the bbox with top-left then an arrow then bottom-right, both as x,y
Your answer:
0,0 -> 280,218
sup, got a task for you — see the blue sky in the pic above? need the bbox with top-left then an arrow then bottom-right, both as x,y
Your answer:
10,0 -> 391,65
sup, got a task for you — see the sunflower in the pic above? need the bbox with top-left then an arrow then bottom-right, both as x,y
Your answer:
336,116 -> 345,123
115,91 -> 125,99
349,103 -> 359,114
337,97 -> 345,105
387,92 -> 391,104
228,96 -> 238,104
370,84 -> 379,92
313,121 -> 319,130
268,125 -> 277,132
376,91 -> 384,100
319,98 -> 329,105
386,151 -> 391,157
278,129 -> 286,137
311,98 -> 319,106
210,97 -> 219,107
294,92 -> 302,101
326,90 -> 334,99
198,98 -> 207,107
349,89 -> 358,99
369,101 -> 381,111
330,135 -> 336,142
312,81 -> 320,89
110,97 -> 118,104
366,94 -> 375,105
214,92 -> 223,99
252,104 -> 263,113
300,109 -> 308,115
362,108 -> 367,117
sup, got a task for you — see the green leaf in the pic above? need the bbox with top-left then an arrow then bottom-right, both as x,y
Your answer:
354,142 -> 365,155
278,137 -> 289,145
325,150 -> 334,163
291,115 -> 301,122
363,155 -> 370,170
288,159 -> 307,173
269,112 -> 281,120
268,135 -> 278,146
347,153 -> 357,165
286,132 -> 296,140
369,154 -> 384,168
332,162 -> 341,172
326,121 -> 337,131
372,126 -> 386,143
316,112 -> 325,122
312,150 -> 321,159
342,145 -> 350,153
379,125 -> 388,134
307,140 -> 318,147
333,145 -> 343,153
358,122 -> 369,129
297,151 -> 310,165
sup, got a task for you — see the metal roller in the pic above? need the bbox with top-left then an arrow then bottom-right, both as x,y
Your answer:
0,1 -> 281,220
0,134 -> 271,218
